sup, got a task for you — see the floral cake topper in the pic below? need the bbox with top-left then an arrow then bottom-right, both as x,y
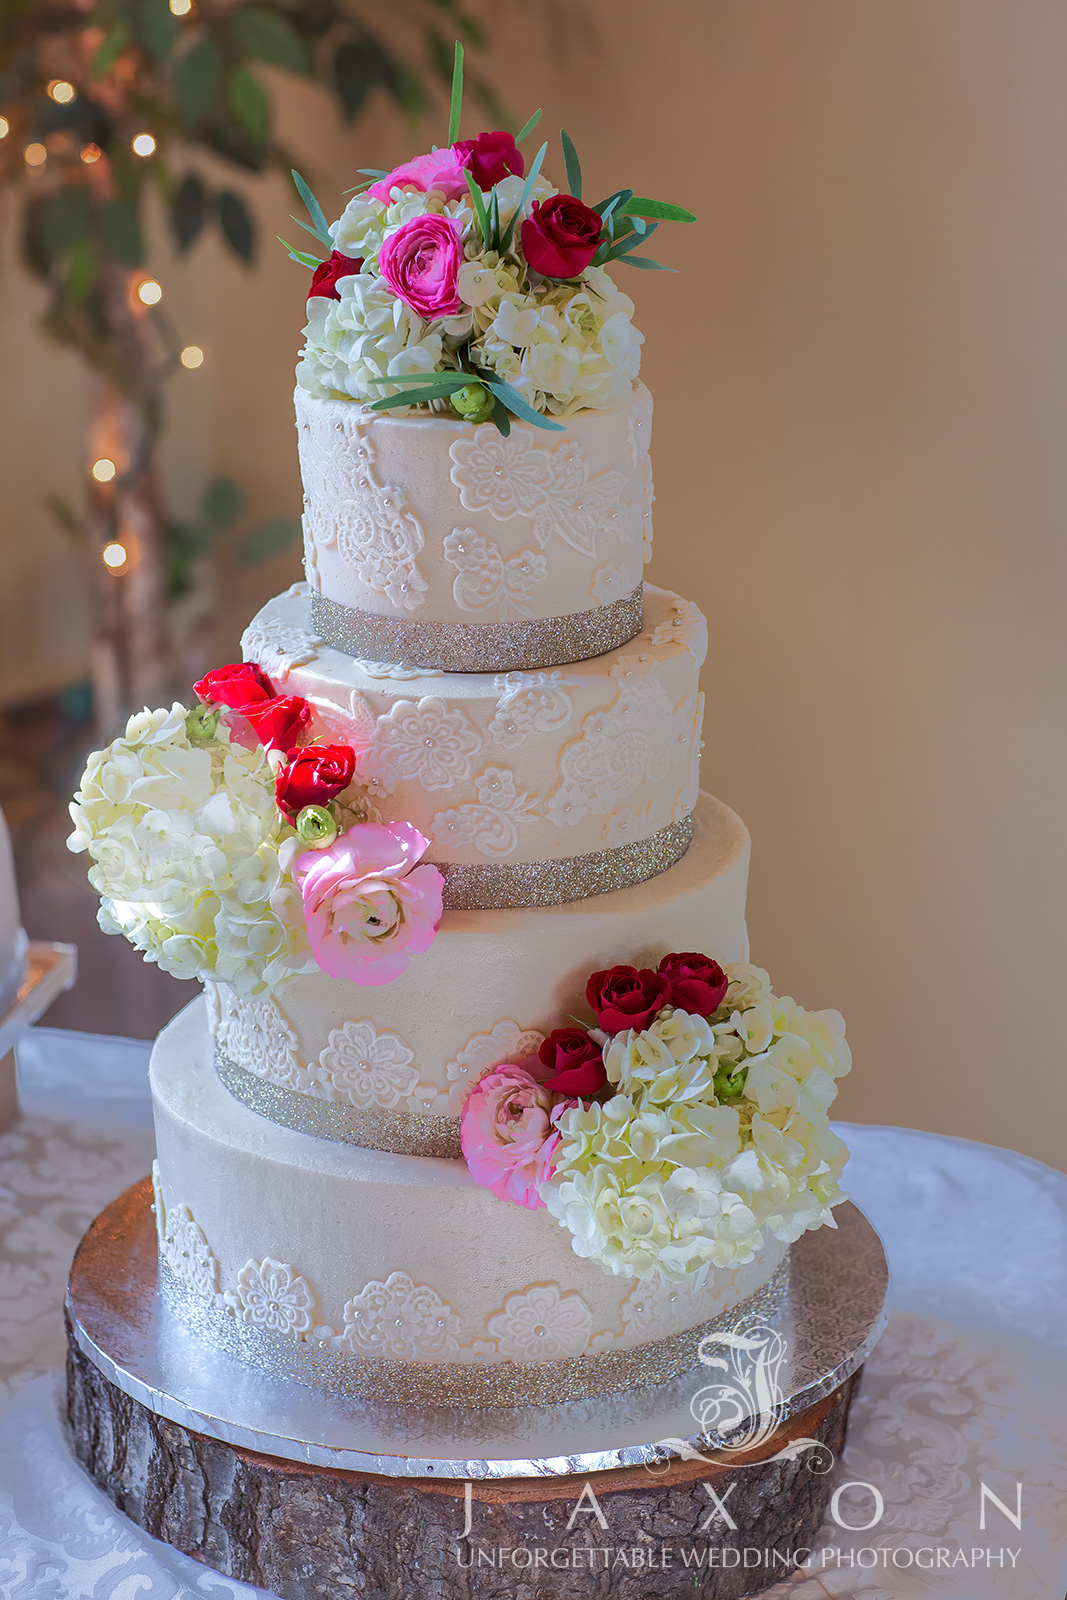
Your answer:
460,952 -> 851,1284
68,662 -> 444,994
287,43 -> 695,433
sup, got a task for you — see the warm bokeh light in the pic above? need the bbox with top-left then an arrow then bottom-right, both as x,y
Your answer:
137,278 -> 163,306
80,143 -> 101,164
91,458 -> 117,483
49,81 -> 76,104
180,344 -> 205,369
169,0 -> 193,13
23,143 -> 46,167
132,132 -> 156,157
0,118 -> 9,140
102,542 -> 128,571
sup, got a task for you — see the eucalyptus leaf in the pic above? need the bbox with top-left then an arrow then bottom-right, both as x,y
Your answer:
604,222 -> 659,260
490,397 -> 511,437
614,254 -> 677,271
560,128 -> 582,200
515,108 -> 542,144
358,168 -> 388,178
498,139 -> 547,253
620,197 -> 698,223
291,170 -> 330,240
464,168 -> 489,243
288,214 -> 333,248
448,40 -> 464,144
480,375 -> 566,431
366,372 -> 469,387
595,189 -> 634,220
279,236 -> 324,267
368,381 -> 471,409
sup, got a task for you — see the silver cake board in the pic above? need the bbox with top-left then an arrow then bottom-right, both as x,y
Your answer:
64,1181 -> 888,1600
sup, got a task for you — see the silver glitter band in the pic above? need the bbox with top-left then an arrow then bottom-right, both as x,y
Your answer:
311,584 -> 643,673
159,1257 -> 790,1410
431,814 -> 693,910
216,1049 -> 462,1159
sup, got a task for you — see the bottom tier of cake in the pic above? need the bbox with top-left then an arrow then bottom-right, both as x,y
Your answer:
151,998 -> 788,1407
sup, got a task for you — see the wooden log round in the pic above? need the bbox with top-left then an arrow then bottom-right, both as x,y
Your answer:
66,1313 -> 859,1600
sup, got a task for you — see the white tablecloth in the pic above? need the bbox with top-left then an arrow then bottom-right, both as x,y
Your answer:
0,1027 -> 1064,1599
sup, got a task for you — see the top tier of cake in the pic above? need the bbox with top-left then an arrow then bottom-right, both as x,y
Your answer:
297,381 -> 653,673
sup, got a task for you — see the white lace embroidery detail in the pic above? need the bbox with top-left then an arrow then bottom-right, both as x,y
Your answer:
626,384 -> 654,563
229,1258 -> 315,1335
213,988 -> 304,1089
488,671 -> 573,748
153,1163 -> 219,1301
350,659 -> 443,680
650,597 -> 706,661
300,412 -> 429,610
368,696 -> 482,793
316,1020 -> 419,1110
431,766 -> 541,857
443,1018 -> 546,1111
486,1283 -> 594,1361
341,1272 -> 462,1361
449,431 -> 627,558
546,657 -> 697,826
240,615 -> 321,679
442,529 -> 547,619
618,1274 -> 699,1342
602,800 -> 657,847
591,560 -> 628,604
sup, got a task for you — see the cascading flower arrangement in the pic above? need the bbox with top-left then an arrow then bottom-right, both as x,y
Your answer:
68,664 -> 444,995
285,43 -> 695,432
460,953 -> 851,1285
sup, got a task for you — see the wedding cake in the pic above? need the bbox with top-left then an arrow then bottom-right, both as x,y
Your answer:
71,100 -> 850,1411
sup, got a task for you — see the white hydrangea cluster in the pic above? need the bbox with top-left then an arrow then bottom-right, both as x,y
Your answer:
542,964 -> 851,1284
68,705 -> 315,995
298,172 -> 643,416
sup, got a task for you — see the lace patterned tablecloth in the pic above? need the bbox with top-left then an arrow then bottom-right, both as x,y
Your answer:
0,1027 -> 1064,1600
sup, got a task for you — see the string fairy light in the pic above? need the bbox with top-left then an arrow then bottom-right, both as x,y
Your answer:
180,345 -> 204,369
169,0 -> 193,13
80,143 -> 101,164
48,81 -> 76,104
132,132 -> 156,157
137,278 -> 163,306
0,118 -> 9,140
102,542 -> 128,572
23,142 -> 46,167
92,458 -> 117,483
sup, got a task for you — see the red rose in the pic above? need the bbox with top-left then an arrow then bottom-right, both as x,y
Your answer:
308,251 -> 363,301
657,952 -> 729,1018
239,695 -> 311,754
193,661 -> 273,711
586,965 -> 671,1035
520,195 -> 603,279
275,744 -> 356,817
538,1027 -> 607,1096
453,130 -> 524,189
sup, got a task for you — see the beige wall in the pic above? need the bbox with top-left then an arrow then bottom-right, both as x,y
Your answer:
1,3 -> 1064,1167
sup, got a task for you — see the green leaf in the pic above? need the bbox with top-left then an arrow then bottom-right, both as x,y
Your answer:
479,375 -> 566,431
288,213 -> 332,248
228,64 -> 270,143
619,196 -> 698,223
237,516 -> 301,564
447,40 -> 464,144
232,7 -> 311,73
464,168 -> 489,245
333,40 -> 394,121
365,371 -> 469,388
614,254 -> 677,271
368,379 -> 473,410
171,173 -> 205,251
515,108 -> 542,144
278,236 -> 324,267
489,397 -> 510,437
201,476 -> 244,530
603,222 -> 659,261
132,0 -> 178,63
44,186 -> 91,257
98,198 -> 143,266
596,188 -> 634,222
357,168 -> 388,177
291,170 -> 330,241
65,240 -> 97,303
497,139 -> 547,254
91,19 -> 129,77
560,128 -> 582,200
174,36 -> 223,126
219,190 -> 255,262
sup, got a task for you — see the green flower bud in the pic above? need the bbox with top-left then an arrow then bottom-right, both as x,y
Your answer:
713,1065 -> 747,1102
185,705 -> 219,744
450,382 -> 495,424
295,804 -> 338,848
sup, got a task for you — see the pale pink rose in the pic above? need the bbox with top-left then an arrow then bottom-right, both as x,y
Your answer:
295,821 -> 443,986
368,147 -> 470,205
461,1063 -> 574,1211
378,214 -> 464,321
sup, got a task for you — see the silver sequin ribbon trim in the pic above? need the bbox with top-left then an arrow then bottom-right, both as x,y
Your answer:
432,814 -> 694,911
311,584 -> 643,673
215,1049 -> 462,1159
159,1258 -> 790,1410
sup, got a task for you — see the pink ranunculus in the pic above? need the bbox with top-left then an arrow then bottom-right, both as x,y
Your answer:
295,821 -> 444,986
368,147 -> 471,204
461,1063 -> 572,1210
378,214 -> 465,320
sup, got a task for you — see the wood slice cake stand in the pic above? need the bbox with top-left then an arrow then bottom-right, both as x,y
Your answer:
65,1180 -> 888,1600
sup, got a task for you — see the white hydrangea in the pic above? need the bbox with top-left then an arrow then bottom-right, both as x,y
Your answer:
296,274 -> 448,408
69,708 -> 316,995
542,966 -> 851,1284
331,188 -> 479,271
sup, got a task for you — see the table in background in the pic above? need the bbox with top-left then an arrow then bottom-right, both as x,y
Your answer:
0,1026 -> 1064,1600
